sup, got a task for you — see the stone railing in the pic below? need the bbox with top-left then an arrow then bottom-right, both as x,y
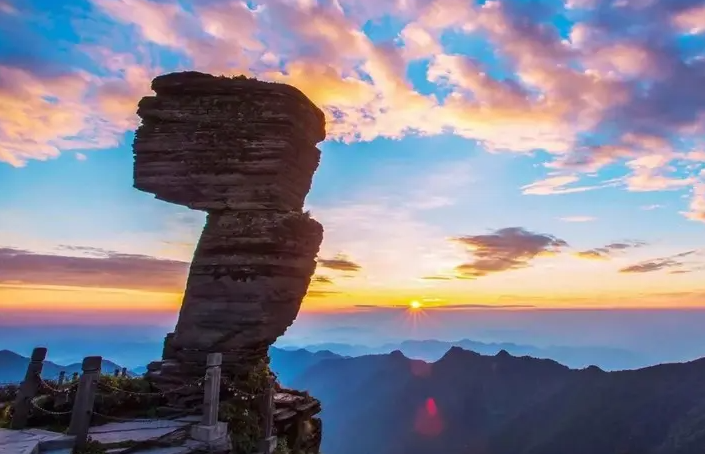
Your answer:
7,347 -> 267,452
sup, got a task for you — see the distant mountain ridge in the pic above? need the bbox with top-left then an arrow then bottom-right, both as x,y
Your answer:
5,345 -> 705,453
290,347 -> 705,454
268,347 -> 342,387
279,338 -> 648,370
0,349 -> 133,383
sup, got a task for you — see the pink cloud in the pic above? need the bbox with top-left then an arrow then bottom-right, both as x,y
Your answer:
560,216 -> 596,223
92,0 -> 185,49
0,66 -> 94,166
584,43 -> 663,79
624,153 -> 696,192
684,171 -> 705,223
672,5 -> 705,34
1,0 -> 704,216
400,23 -> 443,60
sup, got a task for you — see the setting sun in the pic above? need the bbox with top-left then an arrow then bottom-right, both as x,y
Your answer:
410,300 -> 422,310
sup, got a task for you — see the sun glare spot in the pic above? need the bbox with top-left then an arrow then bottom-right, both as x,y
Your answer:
410,300 -> 422,309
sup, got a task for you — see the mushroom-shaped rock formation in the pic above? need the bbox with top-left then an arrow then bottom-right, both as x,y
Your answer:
133,71 -> 325,387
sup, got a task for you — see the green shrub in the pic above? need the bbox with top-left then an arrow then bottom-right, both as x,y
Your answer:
219,360 -> 274,454
274,437 -> 292,454
0,376 -> 167,431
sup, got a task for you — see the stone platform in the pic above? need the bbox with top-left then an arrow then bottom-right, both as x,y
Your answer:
0,428 -> 73,454
1,416 -> 229,454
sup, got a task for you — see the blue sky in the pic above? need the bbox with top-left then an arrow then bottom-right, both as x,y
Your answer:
1,0 -> 705,327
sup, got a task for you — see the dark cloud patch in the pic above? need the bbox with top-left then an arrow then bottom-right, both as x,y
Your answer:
452,227 -> 568,278
57,245 -> 115,256
421,276 -> 453,281
317,255 -> 361,272
0,247 -> 189,292
312,275 -> 334,285
575,241 -> 646,260
619,250 -> 700,274
564,0 -> 705,165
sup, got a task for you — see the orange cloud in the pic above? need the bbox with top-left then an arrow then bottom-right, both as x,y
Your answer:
264,60 -> 377,108
0,66 -> 93,166
574,250 -> 609,260
0,46 -> 161,167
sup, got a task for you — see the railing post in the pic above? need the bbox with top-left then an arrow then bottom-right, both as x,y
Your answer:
257,375 -> 277,454
202,353 -> 222,426
55,371 -> 70,407
113,368 -> 120,377
68,356 -> 102,449
190,353 -> 228,445
120,367 -> 127,378
10,347 -> 47,429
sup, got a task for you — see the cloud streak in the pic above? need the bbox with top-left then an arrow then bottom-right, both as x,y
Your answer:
619,250 -> 702,274
575,241 -> 646,260
317,255 -> 362,272
353,303 -> 536,311
0,247 -> 189,292
560,216 -> 596,223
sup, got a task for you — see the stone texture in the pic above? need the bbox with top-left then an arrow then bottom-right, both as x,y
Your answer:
133,72 -> 325,212
273,389 -> 323,453
133,72 -> 325,385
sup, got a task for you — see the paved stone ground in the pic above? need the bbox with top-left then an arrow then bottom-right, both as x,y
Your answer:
0,428 -> 73,454
1,416 -> 230,453
88,417 -> 198,445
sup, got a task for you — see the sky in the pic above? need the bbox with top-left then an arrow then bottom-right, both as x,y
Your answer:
2,0 -> 705,333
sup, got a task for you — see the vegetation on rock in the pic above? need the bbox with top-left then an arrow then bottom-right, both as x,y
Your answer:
0,375 -> 165,431
219,359 -> 272,454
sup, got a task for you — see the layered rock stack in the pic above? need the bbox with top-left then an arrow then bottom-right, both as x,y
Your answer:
132,72 -> 325,391
274,388 -> 323,453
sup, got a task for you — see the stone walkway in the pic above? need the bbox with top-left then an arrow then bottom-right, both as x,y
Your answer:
1,416 -> 228,453
0,428 -> 73,454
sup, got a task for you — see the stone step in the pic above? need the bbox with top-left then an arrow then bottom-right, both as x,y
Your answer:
0,428 -> 73,454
